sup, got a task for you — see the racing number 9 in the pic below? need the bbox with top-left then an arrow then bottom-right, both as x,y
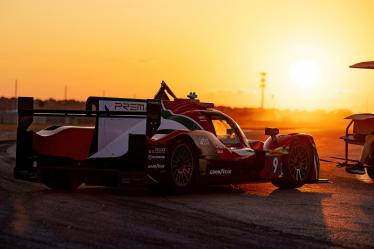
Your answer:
272,157 -> 279,174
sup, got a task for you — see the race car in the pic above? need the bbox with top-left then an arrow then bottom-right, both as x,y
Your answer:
15,82 -> 320,193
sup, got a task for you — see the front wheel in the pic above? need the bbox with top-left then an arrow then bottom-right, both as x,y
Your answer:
272,139 -> 313,189
367,167 -> 374,180
166,139 -> 197,193
367,150 -> 374,180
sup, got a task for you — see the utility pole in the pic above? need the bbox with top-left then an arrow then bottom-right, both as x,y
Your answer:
15,79 -> 18,98
64,85 -> 67,101
259,72 -> 266,109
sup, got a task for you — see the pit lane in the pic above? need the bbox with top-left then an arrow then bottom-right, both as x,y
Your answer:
1,128 -> 374,249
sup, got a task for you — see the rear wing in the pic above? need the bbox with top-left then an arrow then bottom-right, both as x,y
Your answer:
17,97 -> 161,135
18,97 -> 147,119
15,97 -> 161,177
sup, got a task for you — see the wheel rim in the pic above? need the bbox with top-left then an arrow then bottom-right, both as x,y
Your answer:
288,145 -> 310,182
171,144 -> 194,187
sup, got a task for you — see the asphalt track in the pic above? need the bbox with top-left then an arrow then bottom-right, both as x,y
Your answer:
1,129 -> 374,249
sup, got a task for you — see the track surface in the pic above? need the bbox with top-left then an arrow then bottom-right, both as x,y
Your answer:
1,129 -> 374,249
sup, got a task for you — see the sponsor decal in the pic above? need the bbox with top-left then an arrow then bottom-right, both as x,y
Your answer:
198,136 -> 210,146
99,100 -> 147,112
114,102 -> 146,112
198,115 -> 208,122
147,163 -> 165,169
216,149 -> 224,154
209,168 -> 232,176
148,155 -> 166,160
214,143 -> 226,154
147,100 -> 160,105
148,147 -> 166,154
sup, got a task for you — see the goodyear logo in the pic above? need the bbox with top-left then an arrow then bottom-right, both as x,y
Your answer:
209,168 -> 232,176
148,164 -> 165,169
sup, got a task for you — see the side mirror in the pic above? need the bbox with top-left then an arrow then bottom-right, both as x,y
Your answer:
265,128 -> 279,145
265,127 -> 279,137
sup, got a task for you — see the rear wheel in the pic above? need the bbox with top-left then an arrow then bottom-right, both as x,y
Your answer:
40,169 -> 82,191
272,139 -> 313,189
166,139 -> 197,193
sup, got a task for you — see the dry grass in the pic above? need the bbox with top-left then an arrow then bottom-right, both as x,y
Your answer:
0,124 -> 17,131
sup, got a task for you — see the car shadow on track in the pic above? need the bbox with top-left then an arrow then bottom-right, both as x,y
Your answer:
47,183 -> 246,196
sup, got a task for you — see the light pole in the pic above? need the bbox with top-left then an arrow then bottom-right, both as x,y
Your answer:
15,79 -> 18,98
64,85 -> 67,101
260,72 -> 266,109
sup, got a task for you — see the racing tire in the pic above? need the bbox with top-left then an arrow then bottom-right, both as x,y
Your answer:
366,150 -> 374,180
166,138 -> 198,194
367,167 -> 374,180
271,139 -> 313,189
40,169 -> 82,191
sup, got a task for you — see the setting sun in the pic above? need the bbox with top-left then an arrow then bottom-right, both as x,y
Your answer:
290,59 -> 321,89
1,0 -> 374,112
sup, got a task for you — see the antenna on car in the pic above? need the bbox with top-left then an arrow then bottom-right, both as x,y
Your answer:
154,81 -> 177,100
187,92 -> 198,100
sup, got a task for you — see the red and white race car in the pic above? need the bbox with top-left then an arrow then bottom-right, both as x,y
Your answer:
15,82 -> 320,193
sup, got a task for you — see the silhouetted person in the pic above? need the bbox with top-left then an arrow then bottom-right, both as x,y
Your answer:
346,132 -> 374,174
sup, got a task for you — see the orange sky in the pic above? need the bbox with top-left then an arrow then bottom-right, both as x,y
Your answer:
1,0 -> 374,112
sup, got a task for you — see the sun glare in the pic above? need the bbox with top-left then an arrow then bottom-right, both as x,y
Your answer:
290,59 -> 321,88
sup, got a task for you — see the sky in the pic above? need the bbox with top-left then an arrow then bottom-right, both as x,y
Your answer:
1,0 -> 374,111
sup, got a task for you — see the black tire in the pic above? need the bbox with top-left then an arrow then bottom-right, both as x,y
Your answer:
367,167 -> 374,180
367,150 -> 374,180
272,139 -> 313,189
40,169 -> 82,191
166,139 -> 198,193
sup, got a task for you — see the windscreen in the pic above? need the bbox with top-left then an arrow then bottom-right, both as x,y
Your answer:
211,115 -> 241,147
